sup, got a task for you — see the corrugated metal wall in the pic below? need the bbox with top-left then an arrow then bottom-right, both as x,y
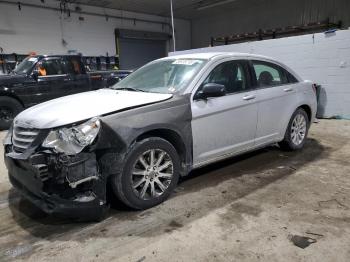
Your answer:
191,0 -> 350,48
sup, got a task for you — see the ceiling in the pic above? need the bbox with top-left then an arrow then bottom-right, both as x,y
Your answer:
65,0 -> 243,19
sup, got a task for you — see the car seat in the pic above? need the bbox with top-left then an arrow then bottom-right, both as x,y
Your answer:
258,71 -> 274,86
221,64 -> 238,93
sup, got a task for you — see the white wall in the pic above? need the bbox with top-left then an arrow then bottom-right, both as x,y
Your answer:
170,29 -> 350,118
0,0 -> 191,56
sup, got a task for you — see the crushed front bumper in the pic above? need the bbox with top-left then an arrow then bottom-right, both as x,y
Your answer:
4,145 -> 108,220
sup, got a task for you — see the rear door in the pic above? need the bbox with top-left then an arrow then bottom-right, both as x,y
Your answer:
191,59 -> 258,166
251,60 -> 298,146
64,57 -> 91,94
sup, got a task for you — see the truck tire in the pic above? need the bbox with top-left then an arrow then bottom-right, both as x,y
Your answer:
0,96 -> 23,130
111,137 -> 180,210
279,108 -> 310,151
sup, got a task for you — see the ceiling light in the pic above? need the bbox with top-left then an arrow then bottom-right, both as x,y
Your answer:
197,0 -> 237,11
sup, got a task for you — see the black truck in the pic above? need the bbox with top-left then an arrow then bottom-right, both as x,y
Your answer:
0,55 -> 131,130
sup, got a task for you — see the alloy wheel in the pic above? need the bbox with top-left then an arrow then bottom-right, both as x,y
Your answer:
131,149 -> 174,200
291,113 -> 307,146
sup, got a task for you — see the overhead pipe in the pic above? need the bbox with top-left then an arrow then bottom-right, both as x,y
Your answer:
0,1 -> 171,29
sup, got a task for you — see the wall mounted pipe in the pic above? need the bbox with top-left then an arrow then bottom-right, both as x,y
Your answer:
0,1 -> 172,29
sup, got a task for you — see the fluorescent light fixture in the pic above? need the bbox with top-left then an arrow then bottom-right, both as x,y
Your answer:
197,0 -> 237,11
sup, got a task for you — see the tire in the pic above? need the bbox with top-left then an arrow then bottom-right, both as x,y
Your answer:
279,108 -> 310,151
111,137 -> 180,210
0,96 -> 23,130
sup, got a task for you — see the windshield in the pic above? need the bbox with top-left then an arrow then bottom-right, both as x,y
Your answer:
13,57 -> 38,75
112,58 -> 207,93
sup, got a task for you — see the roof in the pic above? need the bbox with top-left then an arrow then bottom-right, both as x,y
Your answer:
31,55 -> 82,59
165,52 -> 275,61
163,51 -> 301,81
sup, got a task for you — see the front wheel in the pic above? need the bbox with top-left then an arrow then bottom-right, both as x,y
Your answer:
279,108 -> 309,151
112,137 -> 180,210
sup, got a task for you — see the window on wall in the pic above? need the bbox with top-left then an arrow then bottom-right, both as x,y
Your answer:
201,60 -> 248,94
252,61 -> 288,87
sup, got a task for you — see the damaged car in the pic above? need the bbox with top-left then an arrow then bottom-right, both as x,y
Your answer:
3,52 -> 317,220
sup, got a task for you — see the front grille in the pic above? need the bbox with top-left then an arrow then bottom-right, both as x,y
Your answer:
12,125 -> 39,153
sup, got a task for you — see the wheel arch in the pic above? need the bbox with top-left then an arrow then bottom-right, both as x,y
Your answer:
0,90 -> 25,108
299,104 -> 312,122
135,128 -> 190,176
280,103 -> 313,141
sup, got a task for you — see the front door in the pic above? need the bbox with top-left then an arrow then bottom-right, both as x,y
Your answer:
36,57 -> 73,101
191,60 -> 258,166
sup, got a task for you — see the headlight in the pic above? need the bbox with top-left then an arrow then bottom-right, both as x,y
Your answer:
42,118 -> 101,155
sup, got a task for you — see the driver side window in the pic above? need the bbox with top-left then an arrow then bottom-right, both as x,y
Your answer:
200,60 -> 248,95
37,59 -> 63,76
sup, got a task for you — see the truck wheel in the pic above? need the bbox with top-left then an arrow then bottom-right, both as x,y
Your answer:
279,108 -> 309,151
0,97 -> 23,130
112,137 -> 180,210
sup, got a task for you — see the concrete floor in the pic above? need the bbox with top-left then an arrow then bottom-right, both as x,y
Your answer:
0,120 -> 350,262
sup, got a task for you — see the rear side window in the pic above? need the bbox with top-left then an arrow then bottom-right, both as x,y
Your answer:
252,61 -> 288,87
286,71 -> 298,83
64,57 -> 85,75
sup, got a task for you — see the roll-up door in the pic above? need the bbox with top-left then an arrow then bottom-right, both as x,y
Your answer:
115,29 -> 171,70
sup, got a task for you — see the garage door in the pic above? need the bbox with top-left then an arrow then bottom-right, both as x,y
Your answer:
116,29 -> 170,70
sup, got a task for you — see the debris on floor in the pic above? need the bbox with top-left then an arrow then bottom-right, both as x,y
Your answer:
5,244 -> 33,258
318,199 -> 349,210
136,256 -> 146,262
288,234 -> 317,249
305,231 -> 324,237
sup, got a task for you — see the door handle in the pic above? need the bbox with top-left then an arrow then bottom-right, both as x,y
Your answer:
242,95 -> 256,101
283,87 -> 293,92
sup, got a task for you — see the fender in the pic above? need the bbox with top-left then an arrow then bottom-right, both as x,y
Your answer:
278,80 -> 317,141
279,102 -> 314,141
97,95 -> 193,176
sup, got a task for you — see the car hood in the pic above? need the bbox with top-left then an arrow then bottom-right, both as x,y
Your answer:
15,89 -> 173,129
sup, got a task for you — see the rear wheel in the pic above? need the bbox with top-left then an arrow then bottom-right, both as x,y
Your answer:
0,97 -> 23,130
279,108 -> 309,151
112,137 -> 180,210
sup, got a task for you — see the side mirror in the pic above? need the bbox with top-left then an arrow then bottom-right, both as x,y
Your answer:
196,83 -> 226,100
32,69 -> 39,80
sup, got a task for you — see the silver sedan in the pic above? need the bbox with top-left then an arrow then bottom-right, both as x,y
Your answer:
4,52 -> 317,219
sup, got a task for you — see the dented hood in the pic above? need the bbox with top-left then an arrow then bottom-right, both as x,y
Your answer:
15,89 -> 172,129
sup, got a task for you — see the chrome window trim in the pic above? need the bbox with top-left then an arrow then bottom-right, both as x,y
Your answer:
252,81 -> 299,91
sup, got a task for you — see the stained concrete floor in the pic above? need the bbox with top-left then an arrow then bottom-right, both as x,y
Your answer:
0,119 -> 349,262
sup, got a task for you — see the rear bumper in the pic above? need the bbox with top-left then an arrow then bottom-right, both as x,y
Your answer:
4,151 -> 107,220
